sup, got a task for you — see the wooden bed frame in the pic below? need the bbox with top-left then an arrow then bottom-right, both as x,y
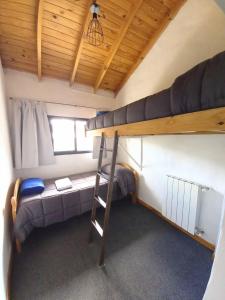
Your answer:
11,164 -> 139,253
11,178 -> 21,253
86,107 -> 225,137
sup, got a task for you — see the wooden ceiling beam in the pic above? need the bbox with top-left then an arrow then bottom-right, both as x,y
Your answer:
94,0 -> 144,92
115,0 -> 187,95
70,0 -> 92,86
37,0 -> 44,80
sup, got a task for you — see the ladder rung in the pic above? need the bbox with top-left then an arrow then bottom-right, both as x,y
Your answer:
100,147 -> 113,152
95,195 -> 106,208
91,220 -> 103,237
97,172 -> 109,181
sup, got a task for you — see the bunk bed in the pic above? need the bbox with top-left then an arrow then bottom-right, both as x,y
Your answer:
86,51 -> 225,136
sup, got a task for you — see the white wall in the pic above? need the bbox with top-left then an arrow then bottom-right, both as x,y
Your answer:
116,0 -> 225,298
4,69 -> 116,179
204,211 -> 225,300
0,60 -> 14,299
116,0 -> 225,244
116,0 -> 225,245
119,135 -> 224,245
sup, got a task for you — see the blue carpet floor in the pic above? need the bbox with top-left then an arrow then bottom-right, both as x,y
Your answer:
11,198 -> 213,300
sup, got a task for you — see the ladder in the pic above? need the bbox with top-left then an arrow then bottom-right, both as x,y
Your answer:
88,131 -> 119,266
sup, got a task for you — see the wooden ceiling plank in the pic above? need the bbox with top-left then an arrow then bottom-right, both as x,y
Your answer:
44,2 -> 85,21
1,48 -> 36,60
145,0 -> 169,16
43,10 -> 83,31
42,64 -> 70,74
42,26 -> 80,44
0,23 -> 35,39
99,2 -> 127,23
2,59 -> 37,71
0,15 -> 35,29
43,19 -> 79,38
94,0 -> 144,91
128,23 -> 154,40
42,40 -> 75,56
42,34 -> 77,51
0,7 -> 35,21
42,53 -> 73,67
110,0 -> 131,11
79,59 -> 103,70
115,0 -> 186,94
46,0 -> 87,17
1,54 -> 37,68
42,46 -> 74,61
0,1 -> 36,15
70,0 -> 95,86
6,0 -> 36,8
37,0 -> 44,80
80,54 -> 105,67
0,36 -> 36,50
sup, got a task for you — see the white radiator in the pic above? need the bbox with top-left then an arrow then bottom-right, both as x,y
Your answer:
162,175 -> 209,235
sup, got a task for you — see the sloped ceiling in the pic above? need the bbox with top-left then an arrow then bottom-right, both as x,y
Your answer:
0,0 -> 186,93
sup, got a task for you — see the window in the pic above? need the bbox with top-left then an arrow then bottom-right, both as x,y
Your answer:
49,116 -> 92,155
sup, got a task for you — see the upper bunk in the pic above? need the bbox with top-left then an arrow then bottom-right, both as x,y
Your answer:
86,51 -> 225,137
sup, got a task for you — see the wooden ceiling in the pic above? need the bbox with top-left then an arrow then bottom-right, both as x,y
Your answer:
0,0 -> 186,93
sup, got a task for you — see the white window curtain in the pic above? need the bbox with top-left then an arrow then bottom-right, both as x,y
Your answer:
10,99 -> 55,169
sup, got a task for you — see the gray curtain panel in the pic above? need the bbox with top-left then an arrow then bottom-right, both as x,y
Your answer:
10,99 -> 55,169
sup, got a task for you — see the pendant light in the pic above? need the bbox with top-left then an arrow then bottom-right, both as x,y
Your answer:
86,0 -> 104,47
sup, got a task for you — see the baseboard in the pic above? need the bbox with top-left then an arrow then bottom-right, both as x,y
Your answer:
137,198 -> 215,251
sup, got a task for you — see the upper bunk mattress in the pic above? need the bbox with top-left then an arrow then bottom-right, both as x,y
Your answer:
87,50 -> 225,130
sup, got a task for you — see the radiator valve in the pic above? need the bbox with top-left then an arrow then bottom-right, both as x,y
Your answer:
195,227 -> 204,237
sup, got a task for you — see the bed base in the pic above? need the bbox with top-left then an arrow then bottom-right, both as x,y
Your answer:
11,178 -> 22,253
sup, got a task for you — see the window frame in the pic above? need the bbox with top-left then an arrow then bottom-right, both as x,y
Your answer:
48,115 -> 92,155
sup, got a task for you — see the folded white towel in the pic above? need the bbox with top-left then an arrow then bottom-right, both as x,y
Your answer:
55,178 -> 72,191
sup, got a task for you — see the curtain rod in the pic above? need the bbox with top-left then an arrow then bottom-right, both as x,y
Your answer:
9,97 -> 110,111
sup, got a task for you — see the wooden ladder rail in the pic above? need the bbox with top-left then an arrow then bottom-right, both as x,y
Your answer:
88,131 -> 119,266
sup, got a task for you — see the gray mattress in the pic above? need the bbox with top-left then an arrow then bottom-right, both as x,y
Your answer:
87,50 -> 225,130
15,166 -> 135,242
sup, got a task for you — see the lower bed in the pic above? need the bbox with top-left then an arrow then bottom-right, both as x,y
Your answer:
13,164 -> 137,243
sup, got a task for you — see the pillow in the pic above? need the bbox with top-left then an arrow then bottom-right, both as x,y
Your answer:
20,178 -> 45,197
96,111 -> 109,116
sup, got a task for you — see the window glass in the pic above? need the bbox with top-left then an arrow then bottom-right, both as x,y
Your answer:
76,120 -> 92,152
50,118 -> 75,152
49,117 -> 92,154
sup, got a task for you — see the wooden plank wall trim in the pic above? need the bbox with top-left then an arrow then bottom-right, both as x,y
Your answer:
137,198 -> 215,251
70,1 -> 92,86
37,0 -> 44,80
86,107 -> 225,137
94,0 -> 144,91
7,248 -> 13,300
115,0 -> 187,94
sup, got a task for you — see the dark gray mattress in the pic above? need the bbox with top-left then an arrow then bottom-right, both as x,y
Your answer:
87,51 -> 225,130
15,166 -> 136,243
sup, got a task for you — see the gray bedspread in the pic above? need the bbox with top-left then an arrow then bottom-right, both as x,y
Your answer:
15,167 -> 135,242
